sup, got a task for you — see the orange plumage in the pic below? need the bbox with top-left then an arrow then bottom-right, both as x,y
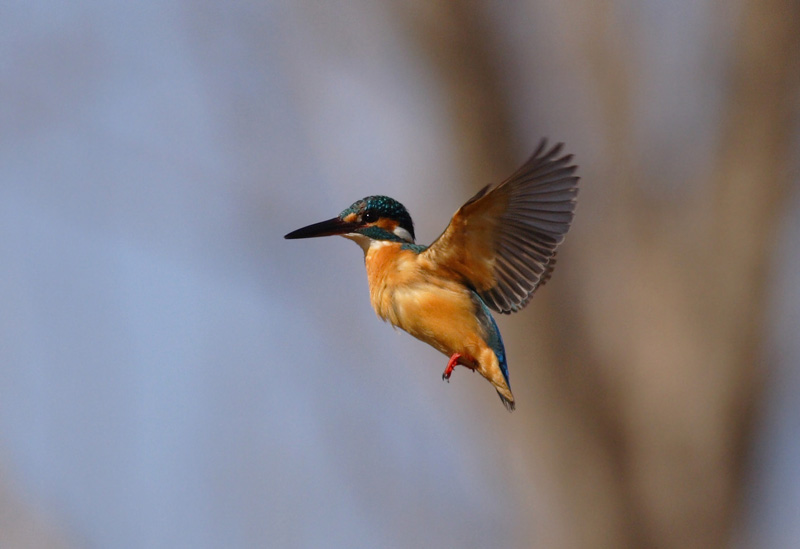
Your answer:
364,242 -> 514,405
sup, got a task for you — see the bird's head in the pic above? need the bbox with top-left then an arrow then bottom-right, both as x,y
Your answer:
285,195 -> 415,249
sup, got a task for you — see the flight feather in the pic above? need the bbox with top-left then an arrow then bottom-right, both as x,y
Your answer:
420,140 -> 579,314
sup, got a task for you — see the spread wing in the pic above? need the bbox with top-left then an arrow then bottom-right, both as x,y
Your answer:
420,140 -> 579,314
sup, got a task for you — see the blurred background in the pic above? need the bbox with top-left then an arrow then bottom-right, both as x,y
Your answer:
1,1 -> 799,547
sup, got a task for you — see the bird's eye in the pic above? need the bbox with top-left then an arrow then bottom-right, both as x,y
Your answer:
362,210 -> 378,223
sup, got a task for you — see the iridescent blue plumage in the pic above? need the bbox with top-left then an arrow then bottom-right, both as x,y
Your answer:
356,226 -> 405,243
400,243 -> 427,253
340,195 -> 415,241
474,294 -> 509,387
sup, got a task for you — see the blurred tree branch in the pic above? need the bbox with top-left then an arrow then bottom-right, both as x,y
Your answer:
0,471 -> 73,548
397,0 -> 799,547
393,1 -> 518,185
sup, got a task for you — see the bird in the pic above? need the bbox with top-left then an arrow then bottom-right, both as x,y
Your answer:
285,140 -> 579,410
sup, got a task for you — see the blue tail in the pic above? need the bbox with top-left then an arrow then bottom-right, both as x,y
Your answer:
473,293 -> 514,411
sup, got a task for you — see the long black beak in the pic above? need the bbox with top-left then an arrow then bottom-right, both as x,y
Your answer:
284,217 -> 360,239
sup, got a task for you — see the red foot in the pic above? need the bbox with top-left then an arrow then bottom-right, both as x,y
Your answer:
442,353 -> 475,382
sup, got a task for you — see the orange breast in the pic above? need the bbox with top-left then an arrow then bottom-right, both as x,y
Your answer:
363,241 -> 513,404
365,243 -> 488,359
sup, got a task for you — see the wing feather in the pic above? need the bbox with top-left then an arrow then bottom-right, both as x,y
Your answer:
420,140 -> 579,314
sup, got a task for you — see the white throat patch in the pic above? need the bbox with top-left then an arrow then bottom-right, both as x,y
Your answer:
344,232 -> 377,253
393,226 -> 414,243
343,233 -> 399,254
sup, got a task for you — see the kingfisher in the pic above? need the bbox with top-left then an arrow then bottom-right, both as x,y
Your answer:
285,140 -> 578,410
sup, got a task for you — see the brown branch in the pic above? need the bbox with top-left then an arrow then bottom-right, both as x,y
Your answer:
391,1 -> 519,186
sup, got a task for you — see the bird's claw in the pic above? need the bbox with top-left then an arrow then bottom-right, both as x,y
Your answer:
441,352 -> 462,383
